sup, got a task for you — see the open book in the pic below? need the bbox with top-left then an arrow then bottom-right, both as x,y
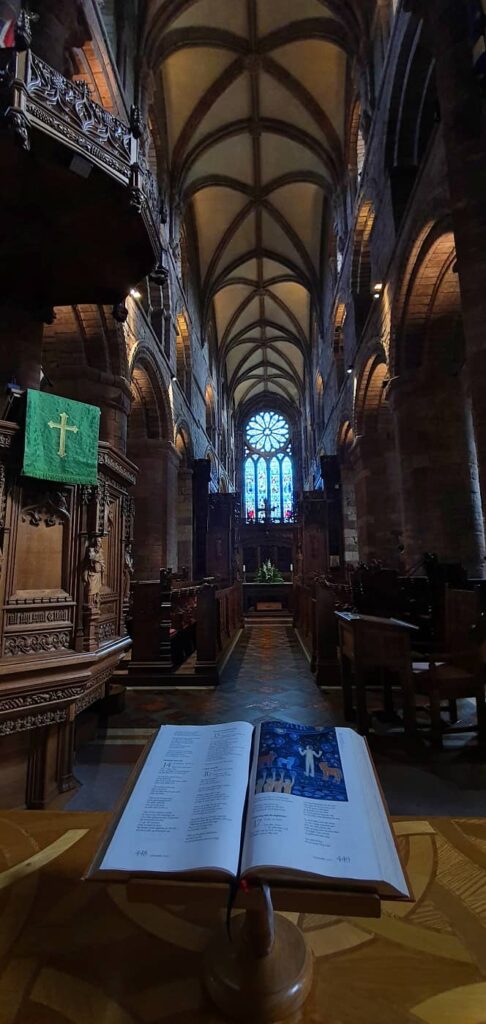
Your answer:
88,721 -> 410,900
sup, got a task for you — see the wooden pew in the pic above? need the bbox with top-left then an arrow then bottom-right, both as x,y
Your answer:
129,570 -> 201,682
196,581 -> 243,683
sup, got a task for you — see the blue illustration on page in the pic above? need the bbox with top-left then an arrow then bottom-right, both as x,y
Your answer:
255,722 -> 348,802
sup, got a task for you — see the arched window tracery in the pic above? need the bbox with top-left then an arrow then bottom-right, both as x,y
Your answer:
244,412 -> 294,524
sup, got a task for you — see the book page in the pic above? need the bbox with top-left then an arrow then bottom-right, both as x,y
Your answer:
99,722 -> 253,878
240,722 -> 408,896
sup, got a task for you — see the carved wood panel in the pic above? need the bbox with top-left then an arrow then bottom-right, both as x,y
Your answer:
2,478 -> 79,657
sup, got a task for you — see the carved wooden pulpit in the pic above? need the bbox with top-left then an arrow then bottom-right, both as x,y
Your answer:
0,426 -> 136,808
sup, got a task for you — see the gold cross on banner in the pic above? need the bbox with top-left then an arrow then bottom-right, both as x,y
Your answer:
48,412 -> 79,458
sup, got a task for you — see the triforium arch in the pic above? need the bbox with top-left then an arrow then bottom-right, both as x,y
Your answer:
128,354 -> 178,580
391,224 -> 485,573
175,312 -> 192,400
149,266 -> 172,356
205,382 -> 216,448
174,421 -> 194,578
353,349 -> 402,565
337,419 -> 359,568
315,371 -> 325,436
384,17 -> 437,229
348,97 -> 366,186
351,200 -> 375,337
332,301 -> 347,390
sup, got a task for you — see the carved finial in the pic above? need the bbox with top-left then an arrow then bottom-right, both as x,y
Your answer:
160,567 -> 172,588
15,9 -> 38,52
150,261 -> 169,285
130,104 -> 144,140
31,305 -> 56,325
6,109 -> 30,151
76,79 -> 91,101
112,301 -> 128,323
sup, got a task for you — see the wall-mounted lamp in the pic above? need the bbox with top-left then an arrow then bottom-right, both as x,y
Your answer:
130,288 -> 142,300
372,282 -> 383,300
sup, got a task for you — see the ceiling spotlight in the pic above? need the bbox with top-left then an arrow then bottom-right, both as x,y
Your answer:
130,288 -> 142,300
172,375 -> 177,382
372,282 -> 383,299
347,365 -> 354,375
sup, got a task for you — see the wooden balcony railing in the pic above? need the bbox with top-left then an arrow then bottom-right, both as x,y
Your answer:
3,49 -> 160,252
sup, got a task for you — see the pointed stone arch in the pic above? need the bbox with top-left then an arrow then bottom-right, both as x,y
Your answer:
205,381 -> 216,447
337,419 -> 358,567
351,200 -> 375,338
333,301 -> 347,390
175,312 -> 193,400
174,420 -> 194,576
391,223 -> 485,573
128,354 -> 177,580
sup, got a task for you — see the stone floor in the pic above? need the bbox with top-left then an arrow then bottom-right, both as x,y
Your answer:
67,623 -> 486,815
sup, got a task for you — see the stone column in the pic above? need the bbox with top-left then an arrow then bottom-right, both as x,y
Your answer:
0,307 -> 43,391
351,434 -> 403,567
31,0 -> 89,77
177,467 -> 194,577
390,374 -> 485,575
406,0 -> 486,518
131,440 -> 179,580
193,458 -> 211,580
52,367 -> 131,453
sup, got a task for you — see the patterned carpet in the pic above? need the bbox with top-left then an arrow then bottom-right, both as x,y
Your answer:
1,811 -> 486,1023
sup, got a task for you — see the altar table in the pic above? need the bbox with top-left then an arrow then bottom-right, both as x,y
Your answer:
1,811 -> 485,1023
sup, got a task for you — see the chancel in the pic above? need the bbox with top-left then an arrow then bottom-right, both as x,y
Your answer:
0,1 -> 486,1021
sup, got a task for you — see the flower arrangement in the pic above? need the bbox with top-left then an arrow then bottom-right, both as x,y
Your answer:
255,559 -> 284,583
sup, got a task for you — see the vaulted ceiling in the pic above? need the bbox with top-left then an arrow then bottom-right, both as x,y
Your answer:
145,1 -> 372,410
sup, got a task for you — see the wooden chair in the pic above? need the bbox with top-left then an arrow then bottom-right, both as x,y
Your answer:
412,588 -> 486,748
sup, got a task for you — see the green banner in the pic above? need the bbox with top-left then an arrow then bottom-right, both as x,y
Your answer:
22,390 -> 100,485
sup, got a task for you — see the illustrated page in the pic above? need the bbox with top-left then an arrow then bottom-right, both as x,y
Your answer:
240,722 -> 408,895
100,721 -> 254,877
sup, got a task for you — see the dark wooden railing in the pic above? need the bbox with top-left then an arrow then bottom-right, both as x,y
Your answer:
196,581 -> 243,681
131,570 -> 201,674
293,577 -> 352,685
293,581 -> 316,669
129,572 -> 242,683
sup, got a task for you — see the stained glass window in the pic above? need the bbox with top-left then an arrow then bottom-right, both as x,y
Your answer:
269,457 -> 282,521
282,455 -> 293,520
246,412 -> 289,453
244,411 -> 294,523
257,456 -> 268,509
245,457 -> 256,521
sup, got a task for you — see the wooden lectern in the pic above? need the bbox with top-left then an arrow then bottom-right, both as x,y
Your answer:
88,732 -> 407,1023
336,611 -> 419,739
125,876 -> 381,1022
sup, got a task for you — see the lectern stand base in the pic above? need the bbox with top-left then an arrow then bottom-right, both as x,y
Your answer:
203,912 -> 313,1022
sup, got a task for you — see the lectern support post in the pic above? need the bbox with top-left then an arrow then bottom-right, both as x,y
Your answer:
203,883 -> 313,1022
